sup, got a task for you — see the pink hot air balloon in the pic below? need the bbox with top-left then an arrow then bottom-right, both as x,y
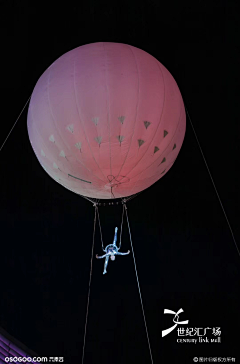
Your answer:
27,42 -> 186,199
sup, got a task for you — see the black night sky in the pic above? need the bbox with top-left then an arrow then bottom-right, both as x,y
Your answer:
1,1 -> 239,363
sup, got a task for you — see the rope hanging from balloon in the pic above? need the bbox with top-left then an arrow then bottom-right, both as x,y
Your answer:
81,204 -> 97,364
96,204 -> 104,251
124,203 -> 154,364
119,202 -> 125,249
185,107 -> 240,258
0,95 -> 31,153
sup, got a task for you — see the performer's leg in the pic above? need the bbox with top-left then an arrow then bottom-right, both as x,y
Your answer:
117,250 -> 130,256
103,256 -> 109,274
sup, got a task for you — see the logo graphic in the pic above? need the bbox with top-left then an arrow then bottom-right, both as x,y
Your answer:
162,308 -> 189,337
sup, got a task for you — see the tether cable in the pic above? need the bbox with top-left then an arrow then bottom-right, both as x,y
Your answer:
81,204 -> 97,364
124,203 -> 154,364
118,202 -> 125,249
96,205 -> 104,251
186,107 -> 239,258
0,96 -> 31,153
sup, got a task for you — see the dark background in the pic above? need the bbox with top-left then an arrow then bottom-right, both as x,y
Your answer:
1,0 -> 239,363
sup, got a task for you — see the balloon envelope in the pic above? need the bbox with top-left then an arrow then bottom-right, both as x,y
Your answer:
27,42 -> 186,199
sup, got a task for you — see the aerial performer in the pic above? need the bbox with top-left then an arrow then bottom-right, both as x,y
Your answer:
96,227 -> 130,274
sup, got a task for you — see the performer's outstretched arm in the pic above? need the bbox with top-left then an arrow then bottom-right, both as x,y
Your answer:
116,250 -> 130,256
96,252 -> 110,259
113,227 -> 118,246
